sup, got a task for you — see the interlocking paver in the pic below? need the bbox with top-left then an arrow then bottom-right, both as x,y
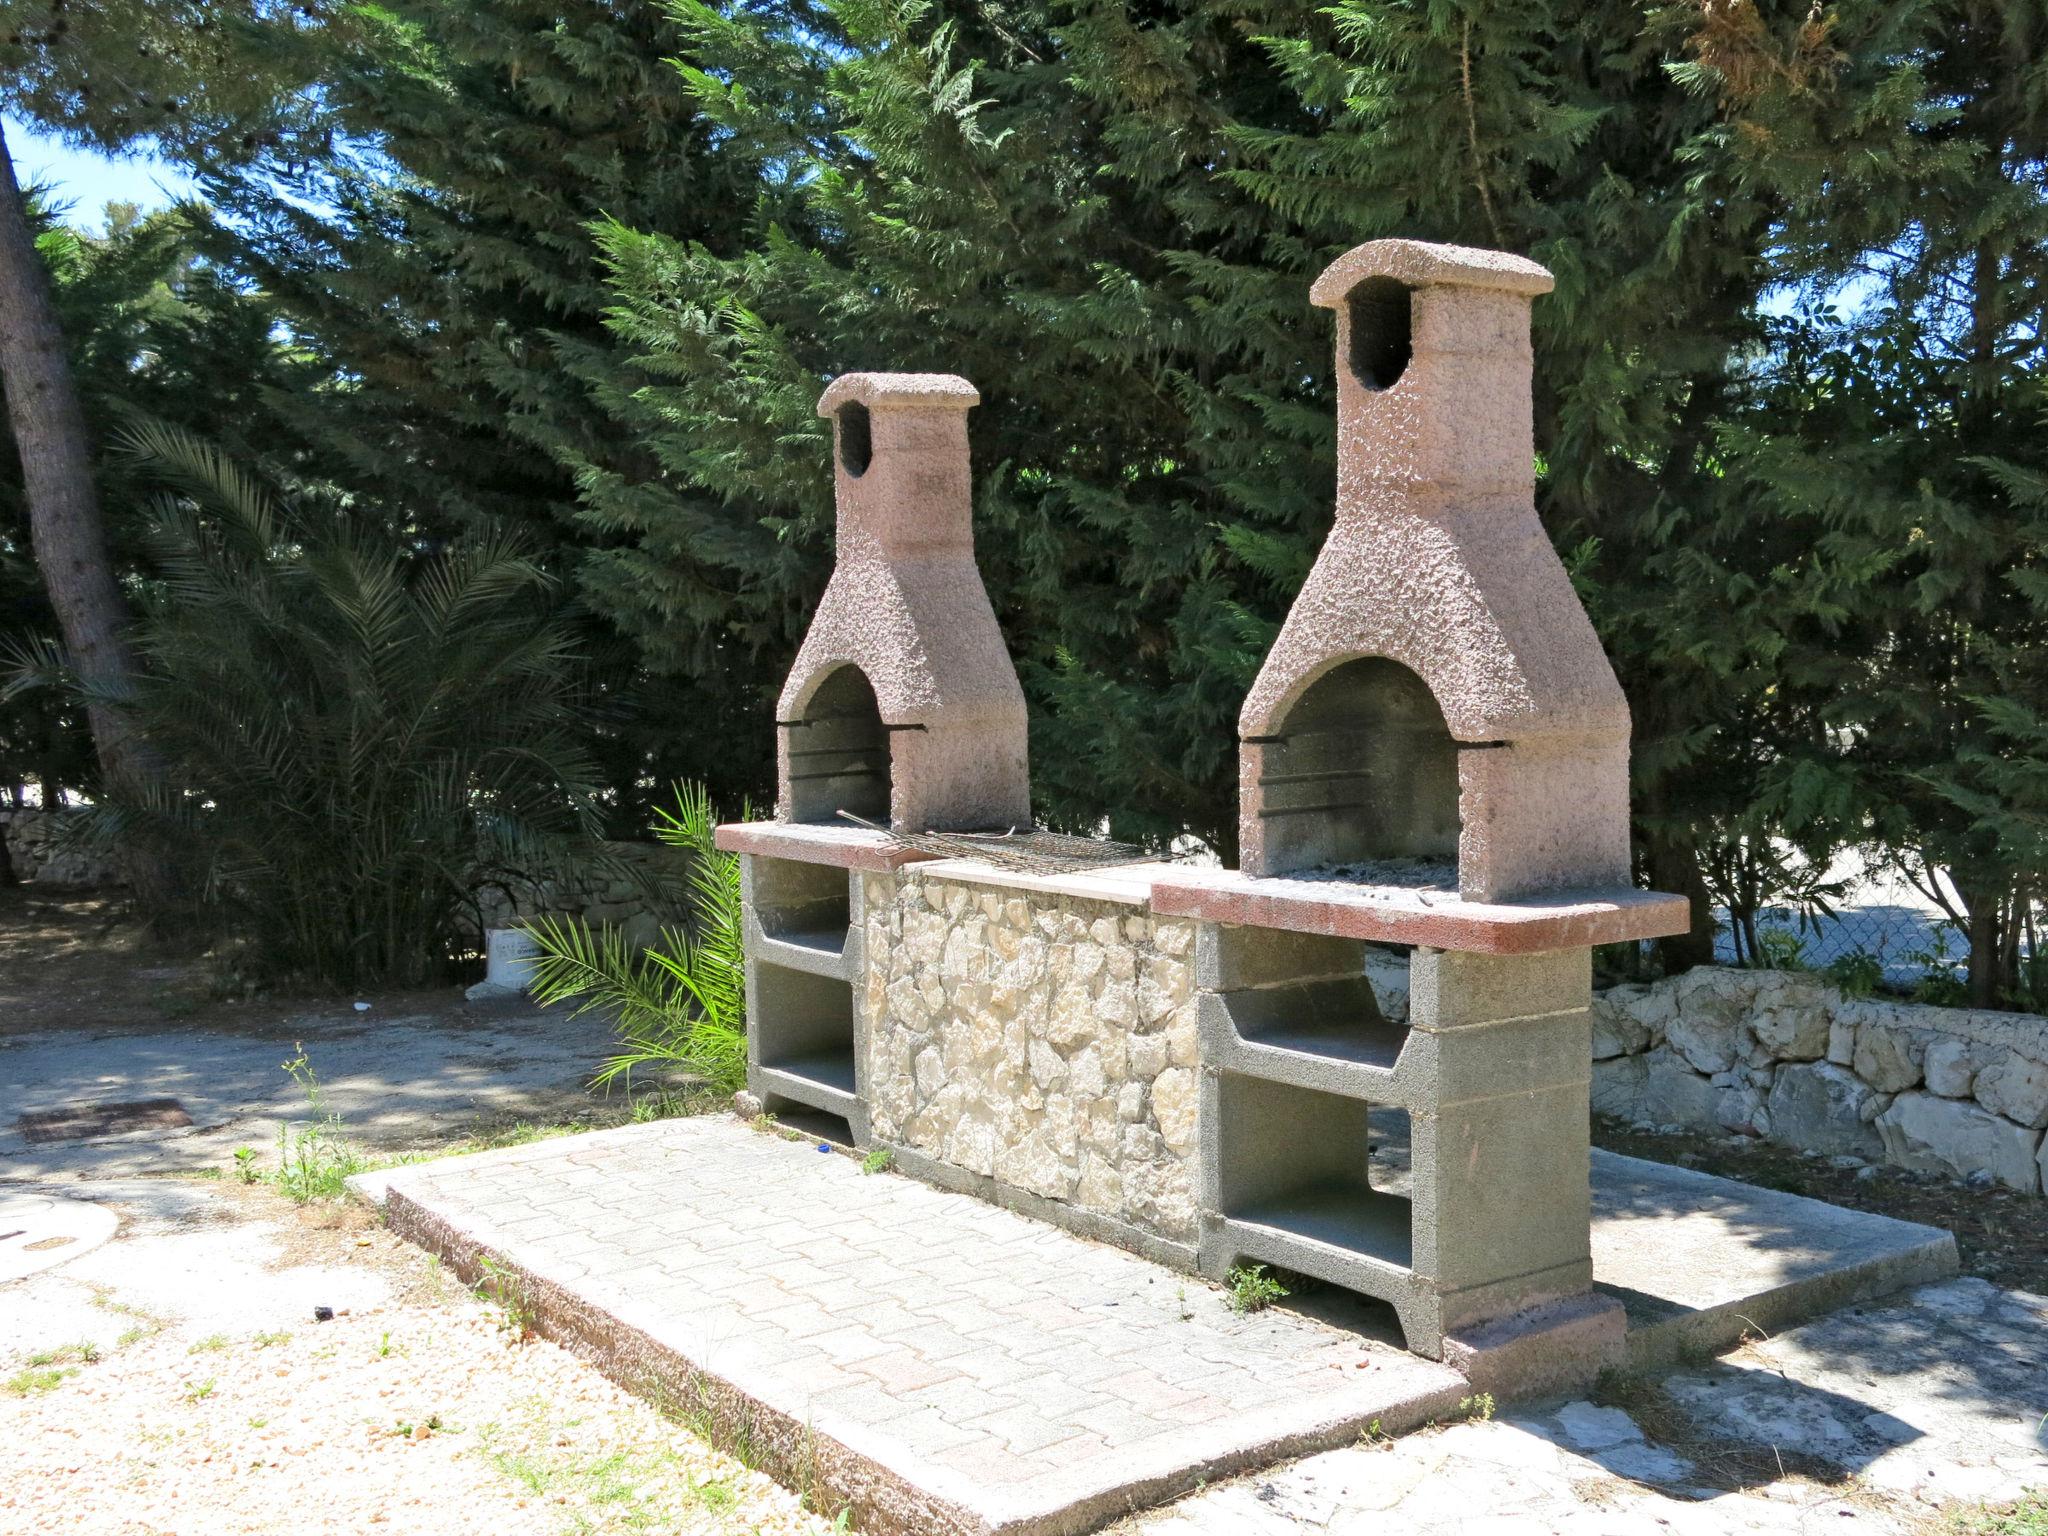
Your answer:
373,1114 -> 1465,1535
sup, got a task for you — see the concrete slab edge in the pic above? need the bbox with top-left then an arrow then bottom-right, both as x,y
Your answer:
1619,1228 -> 1961,1371
380,1183 -> 985,1536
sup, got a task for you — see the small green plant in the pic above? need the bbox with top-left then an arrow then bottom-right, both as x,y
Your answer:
1752,924 -> 1809,971
6,1366 -> 74,1396
477,1256 -> 535,1339
233,1145 -> 261,1184
1823,948 -> 1886,999
252,1330 -> 291,1349
1907,923 -> 1971,1006
188,1333 -> 231,1354
184,1377 -> 217,1402
688,1474 -> 738,1513
526,782 -> 751,1096
861,1146 -> 894,1175
26,1341 -> 99,1368
274,1044 -> 369,1202
1225,1263 -> 1289,1314
378,1331 -> 395,1358
1948,1487 -> 2048,1534
1455,1391 -> 1496,1422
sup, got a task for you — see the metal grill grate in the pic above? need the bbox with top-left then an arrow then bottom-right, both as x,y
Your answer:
837,814 -> 1171,875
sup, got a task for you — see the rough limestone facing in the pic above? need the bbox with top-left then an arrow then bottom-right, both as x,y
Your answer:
1591,965 -> 2048,1193
859,870 -> 1202,1244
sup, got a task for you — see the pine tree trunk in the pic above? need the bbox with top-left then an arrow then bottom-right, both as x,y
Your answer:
0,121 -> 182,920
1962,888 -> 2003,1010
1647,831 -> 1718,974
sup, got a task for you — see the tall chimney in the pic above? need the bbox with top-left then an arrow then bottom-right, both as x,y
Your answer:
775,373 -> 1031,834
1237,240 -> 1633,901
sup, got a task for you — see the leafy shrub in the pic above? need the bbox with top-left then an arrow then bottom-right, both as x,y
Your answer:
1823,950 -> 1885,1000
526,783 -> 748,1096
7,423 -> 607,988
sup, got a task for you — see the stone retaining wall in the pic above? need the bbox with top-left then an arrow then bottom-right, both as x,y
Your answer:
1591,966 -> 2048,1194
859,871 -> 1202,1245
472,842 -> 688,944
0,807 -> 123,886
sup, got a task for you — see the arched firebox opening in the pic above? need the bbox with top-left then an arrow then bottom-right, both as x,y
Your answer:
782,664 -> 890,824
1249,657 -> 1460,878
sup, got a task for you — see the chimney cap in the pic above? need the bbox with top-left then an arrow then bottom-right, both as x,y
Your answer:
818,372 -> 980,417
1310,239 -> 1554,309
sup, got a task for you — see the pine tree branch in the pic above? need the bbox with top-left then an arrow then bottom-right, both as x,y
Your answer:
1460,21 -> 1503,246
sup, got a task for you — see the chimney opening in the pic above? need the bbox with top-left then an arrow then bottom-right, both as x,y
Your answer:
783,663 -> 890,823
1346,278 -> 1412,392
1251,656 -> 1458,879
837,402 -> 873,478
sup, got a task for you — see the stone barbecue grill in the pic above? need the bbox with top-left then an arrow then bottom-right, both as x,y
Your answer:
719,239 -> 1691,1376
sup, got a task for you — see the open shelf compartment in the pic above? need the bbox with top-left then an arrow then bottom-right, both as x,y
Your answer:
750,957 -> 859,1120
1210,1071 -> 1416,1275
744,854 -> 854,979
1199,928 -> 1415,1102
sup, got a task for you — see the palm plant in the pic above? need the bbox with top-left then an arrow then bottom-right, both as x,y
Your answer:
5,421 -> 609,988
525,782 -> 749,1096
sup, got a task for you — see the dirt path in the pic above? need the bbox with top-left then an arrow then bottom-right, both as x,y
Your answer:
2,1176 -> 827,1536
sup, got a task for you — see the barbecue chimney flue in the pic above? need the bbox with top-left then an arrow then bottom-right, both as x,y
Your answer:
776,373 -> 1031,835
1237,240 -> 1632,901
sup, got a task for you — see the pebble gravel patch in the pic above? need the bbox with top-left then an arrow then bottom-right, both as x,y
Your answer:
1,1184 -> 829,1536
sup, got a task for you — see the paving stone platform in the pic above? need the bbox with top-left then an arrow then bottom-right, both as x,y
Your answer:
357,1118 -> 1957,1536
359,1117 -> 1469,1536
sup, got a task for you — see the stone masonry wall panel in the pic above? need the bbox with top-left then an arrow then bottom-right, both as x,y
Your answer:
860,871 -> 1201,1242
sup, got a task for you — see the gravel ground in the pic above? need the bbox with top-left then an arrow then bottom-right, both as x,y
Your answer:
1,1179 -> 830,1536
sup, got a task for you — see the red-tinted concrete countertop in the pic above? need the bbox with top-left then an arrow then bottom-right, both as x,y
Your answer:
1148,869 -> 1689,955
714,821 -> 939,873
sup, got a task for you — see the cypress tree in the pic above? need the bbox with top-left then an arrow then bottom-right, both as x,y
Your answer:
203,0 -> 776,814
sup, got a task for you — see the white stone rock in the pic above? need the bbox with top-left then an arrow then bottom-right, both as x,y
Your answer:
1364,948 -> 1412,1023
1750,978 -> 1832,1061
1973,1053 -> 2048,1129
1924,1038 -> 1979,1099
1665,974 -> 1751,1074
1763,1062 -> 1884,1159
1826,1017 -> 1857,1066
1590,1053 -> 1648,1120
1589,994 -> 1651,1061
1853,1023 -> 1925,1093
1552,1401 -> 1641,1452
1876,1092 -> 2043,1193
1096,979 -> 1138,1029
1045,982 -> 1096,1049
1117,1081 -> 1146,1124
913,1045 -> 947,1098
1128,1032 -> 1167,1081
1153,1067 -> 1198,1154
1637,1047 -> 1721,1130
1069,1045 -> 1108,1100
1028,1038 -> 1067,1091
